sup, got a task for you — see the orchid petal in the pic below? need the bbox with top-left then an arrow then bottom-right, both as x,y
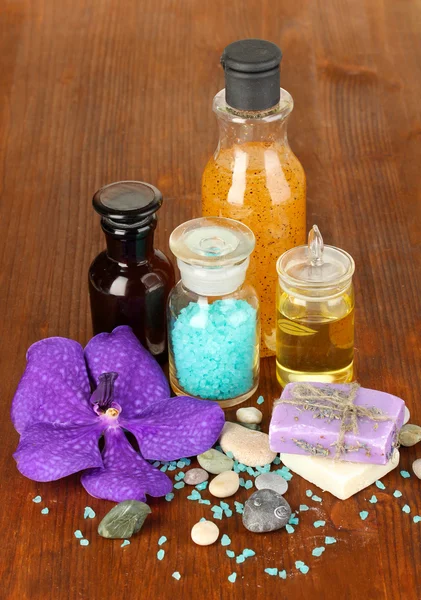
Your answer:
81,427 -> 173,502
84,326 -> 170,418
11,337 -> 92,434
13,422 -> 104,481
122,396 -> 225,461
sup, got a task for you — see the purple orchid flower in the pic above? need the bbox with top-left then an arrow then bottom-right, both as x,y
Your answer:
11,326 -> 225,502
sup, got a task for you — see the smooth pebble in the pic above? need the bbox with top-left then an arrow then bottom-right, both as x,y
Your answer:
404,406 -> 410,425
197,449 -> 234,475
219,422 -> 276,467
209,471 -> 240,498
412,458 -> 421,479
184,468 -> 209,486
242,489 -> 291,533
191,520 -> 219,546
255,472 -> 288,495
236,407 -> 263,425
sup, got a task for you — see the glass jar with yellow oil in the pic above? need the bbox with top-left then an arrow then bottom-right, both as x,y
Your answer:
276,225 -> 355,387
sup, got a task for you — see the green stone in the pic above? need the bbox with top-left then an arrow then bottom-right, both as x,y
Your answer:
399,424 -> 421,447
98,500 -> 152,539
197,449 -> 234,475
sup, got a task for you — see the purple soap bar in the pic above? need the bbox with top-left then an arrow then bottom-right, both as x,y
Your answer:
269,383 -> 405,465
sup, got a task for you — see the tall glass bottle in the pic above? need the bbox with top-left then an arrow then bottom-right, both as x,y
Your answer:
89,181 -> 175,363
202,39 -> 306,357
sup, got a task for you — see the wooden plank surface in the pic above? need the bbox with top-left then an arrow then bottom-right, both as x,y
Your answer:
1,0 -> 421,598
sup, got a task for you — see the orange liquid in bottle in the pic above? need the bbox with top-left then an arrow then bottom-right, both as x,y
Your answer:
202,141 -> 306,357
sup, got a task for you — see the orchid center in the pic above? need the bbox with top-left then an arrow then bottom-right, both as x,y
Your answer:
90,371 -> 122,417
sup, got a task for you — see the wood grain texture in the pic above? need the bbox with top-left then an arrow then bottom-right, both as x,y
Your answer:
1,0 -> 421,598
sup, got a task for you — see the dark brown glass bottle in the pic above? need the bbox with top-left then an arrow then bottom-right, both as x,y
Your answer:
89,181 -> 175,363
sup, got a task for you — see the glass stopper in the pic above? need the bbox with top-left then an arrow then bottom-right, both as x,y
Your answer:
308,225 -> 324,267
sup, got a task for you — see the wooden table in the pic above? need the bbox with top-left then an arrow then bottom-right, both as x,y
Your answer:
1,0 -> 421,598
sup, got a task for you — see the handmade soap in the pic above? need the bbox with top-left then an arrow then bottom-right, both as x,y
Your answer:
280,449 -> 400,500
269,383 -> 405,465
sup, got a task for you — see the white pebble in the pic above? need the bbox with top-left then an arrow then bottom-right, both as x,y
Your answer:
255,472 -> 288,495
404,406 -> 410,425
236,406 -> 263,425
209,471 -> 240,498
191,520 -> 219,546
412,458 -> 421,479
219,422 -> 277,467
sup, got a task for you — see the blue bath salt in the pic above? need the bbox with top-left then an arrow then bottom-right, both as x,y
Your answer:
171,299 -> 257,400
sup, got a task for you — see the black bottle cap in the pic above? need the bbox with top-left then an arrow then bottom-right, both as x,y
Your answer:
221,39 -> 282,111
93,181 -> 163,229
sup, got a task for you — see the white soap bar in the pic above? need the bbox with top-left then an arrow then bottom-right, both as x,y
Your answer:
280,449 -> 400,500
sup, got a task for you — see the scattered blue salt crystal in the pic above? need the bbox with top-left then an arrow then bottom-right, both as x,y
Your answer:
236,555 -> 245,564
41,507 -> 49,515
175,472 -> 185,481
413,516 -> 421,523
234,501 -> 244,514
176,461 -> 185,469
242,549 -> 256,558
276,467 -> 292,481
226,451 -> 234,459
265,568 -> 278,576
152,461 -> 161,468
84,506 -> 96,519
273,456 -> 281,465
158,536 -> 167,546
289,515 -> 299,526
157,549 -> 165,561
160,464 -> 168,472
239,477 -> 245,487
393,490 -> 402,498
306,490 -> 313,497
238,463 -> 247,472
32,496 -> 42,504
299,505 -> 309,512
233,463 -> 241,474
244,480 -> 253,490
199,499 -> 211,505
312,547 -> 325,557
121,540 -> 130,548
313,520 -> 325,528
285,524 -> 294,534
295,560 -> 309,574
257,396 -> 264,405
167,464 -> 176,471
325,536 -> 336,544
171,300 -> 257,399
402,504 -> 411,514
369,495 -> 378,504
212,512 -> 223,520
172,571 -> 181,580
375,480 -> 386,490
200,517 -> 207,522
360,511 -> 369,521
74,530 -> 83,539
174,481 -> 185,490
221,534 -> 231,546
211,505 -> 223,514
246,466 -> 255,477
165,493 -> 174,502
312,495 -> 322,502
228,573 -> 237,583
279,570 -> 287,579
196,481 -> 208,491
401,470 -> 411,479
187,490 -> 201,501
224,509 -> 233,518
226,549 -> 235,558
80,539 -> 89,546
220,501 -> 229,510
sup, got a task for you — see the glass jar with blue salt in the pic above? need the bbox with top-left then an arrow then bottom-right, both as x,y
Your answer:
168,217 -> 260,408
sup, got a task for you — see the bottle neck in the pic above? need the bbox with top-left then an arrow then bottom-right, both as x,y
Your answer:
103,223 -> 155,265
213,88 -> 293,149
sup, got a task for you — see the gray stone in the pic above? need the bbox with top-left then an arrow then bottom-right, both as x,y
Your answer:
242,489 -> 291,533
399,424 -> 421,447
98,500 -> 151,539
255,472 -> 288,495
197,448 -> 234,474
184,468 -> 209,485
